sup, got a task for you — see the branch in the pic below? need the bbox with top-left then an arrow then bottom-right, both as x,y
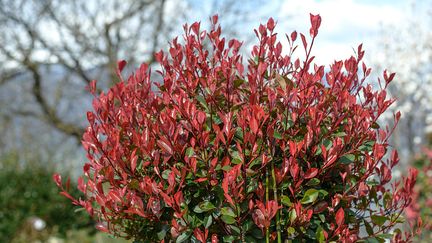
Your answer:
147,0 -> 166,64
25,60 -> 85,140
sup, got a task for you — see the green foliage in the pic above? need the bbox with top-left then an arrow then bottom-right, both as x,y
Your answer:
0,153 -> 93,242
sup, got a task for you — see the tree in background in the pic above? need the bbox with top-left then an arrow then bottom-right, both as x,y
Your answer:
374,1 -> 432,165
0,0 -> 279,165
373,2 -> 432,238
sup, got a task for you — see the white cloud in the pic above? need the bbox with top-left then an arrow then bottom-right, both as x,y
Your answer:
277,0 -> 409,64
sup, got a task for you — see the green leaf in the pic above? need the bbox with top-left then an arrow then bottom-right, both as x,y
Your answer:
306,178 -> 320,186
196,95 -> 209,110
371,215 -> 388,227
334,132 -> 347,137
246,179 -> 258,194
221,207 -> 236,217
366,179 -> 379,186
230,151 -> 243,164
157,225 -> 169,240
316,226 -> 325,243
234,79 -> 245,88
364,220 -> 374,236
377,234 -> 393,239
222,165 -> 232,171
176,231 -> 191,243
281,195 -> 292,207
253,56 -> 259,64
162,169 -> 172,180
234,127 -> 244,140
185,147 -> 194,157
287,226 -> 296,236
230,225 -> 241,235
223,235 -> 236,242
359,141 -> 375,152
300,189 -> 319,204
364,237 -> 380,243
383,192 -> 392,209
273,130 -> 283,139
318,189 -> 328,197
289,210 -> 297,223
323,139 -> 333,150
371,122 -> 380,129
339,154 -> 356,164
221,215 -> 236,224
193,201 -> 216,213
203,215 -> 213,229
244,236 -> 259,242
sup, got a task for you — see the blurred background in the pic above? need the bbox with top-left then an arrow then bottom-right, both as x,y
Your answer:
0,0 -> 431,242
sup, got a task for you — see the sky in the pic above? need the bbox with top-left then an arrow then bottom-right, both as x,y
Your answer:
275,0 -> 418,64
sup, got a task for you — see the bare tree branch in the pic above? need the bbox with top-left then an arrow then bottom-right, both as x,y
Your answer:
0,0 -> 281,160
25,60 -> 85,140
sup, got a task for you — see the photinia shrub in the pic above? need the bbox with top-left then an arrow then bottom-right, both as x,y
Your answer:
55,14 -> 418,242
406,147 -> 432,242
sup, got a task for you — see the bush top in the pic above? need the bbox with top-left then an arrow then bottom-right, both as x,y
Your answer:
55,14 -> 418,242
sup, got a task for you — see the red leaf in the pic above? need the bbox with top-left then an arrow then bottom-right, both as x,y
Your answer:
289,141 -> 297,156
313,201 -> 328,214
304,168 -> 318,179
222,177 -> 234,206
191,22 -> 200,35
211,234 -> 219,243
289,159 -> 299,181
194,228 -> 206,243
266,200 -> 280,220
291,31 -> 297,42
53,173 -> 62,187
195,177 -> 208,183
95,222 -> 110,233
249,199 -> 254,210
300,33 -> 307,50
86,80 -> 97,94
211,15 -> 218,25
60,191 -> 76,202
267,18 -> 275,31
252,208 -> 266,229
210,157 -> 218,170
131,149 -> 138,173
87,111 -> 95,124
174,191 -> 184,208
108,190 -> 123,203
154,50 -> 164,63
78,177 -> 86,193
157,140 -> 173,155
335,208 -> 345,226
309,13 -> 322,37
197,111 -> 206,124
117,60 -> 127,73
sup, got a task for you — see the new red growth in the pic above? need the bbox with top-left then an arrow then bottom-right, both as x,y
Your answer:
55,14 -> 418,242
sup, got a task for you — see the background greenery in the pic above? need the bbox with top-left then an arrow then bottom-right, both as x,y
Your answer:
0,152 -> 96,242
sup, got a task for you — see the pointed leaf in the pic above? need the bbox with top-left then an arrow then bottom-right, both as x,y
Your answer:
300,189 -> 319,204
117,60 -> 127,73
336,208 -> 344,226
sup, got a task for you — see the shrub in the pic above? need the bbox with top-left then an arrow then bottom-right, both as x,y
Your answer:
406,148 -> 432,242
55,14 -> 418,242
0,152 -> 93,242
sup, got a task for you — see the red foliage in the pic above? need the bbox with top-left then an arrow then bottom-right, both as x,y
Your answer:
55,14 -> 418,242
